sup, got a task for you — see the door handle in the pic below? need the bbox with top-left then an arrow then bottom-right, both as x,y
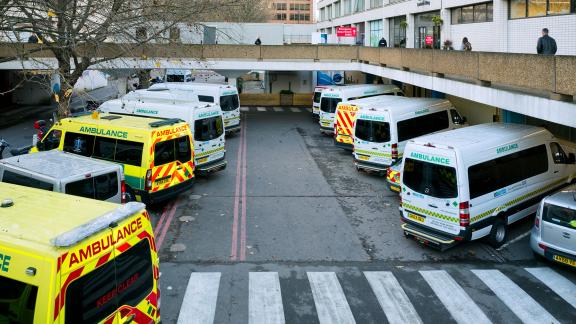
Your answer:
554,170 -> 559,173
562,232 -> 570,238
428,204 -> 438,208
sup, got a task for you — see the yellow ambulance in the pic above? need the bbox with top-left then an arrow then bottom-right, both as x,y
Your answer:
0,182 -> 161,323
31,112 -> 195,204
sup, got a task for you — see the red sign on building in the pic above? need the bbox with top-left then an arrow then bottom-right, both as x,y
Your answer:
336,27 -> 357,37
425,35 -> 434,45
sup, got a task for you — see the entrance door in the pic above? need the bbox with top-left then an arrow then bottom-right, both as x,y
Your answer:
417,27 -> 427,48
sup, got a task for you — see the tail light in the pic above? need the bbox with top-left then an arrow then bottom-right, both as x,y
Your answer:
399,195 -> 403,208
391,143 -> 398,161
538,243 -> 547,251
534,216 -> 540,229
145,169 -> 153,191
459,201 -> 470,227
121,180 -> 126,203
386,168 -> 392,180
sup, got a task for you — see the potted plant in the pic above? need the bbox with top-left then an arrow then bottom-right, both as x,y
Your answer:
443,39 -> 454,50
432,15 -> 443,26
399,20 -> 408,29
279,89 -> 294,106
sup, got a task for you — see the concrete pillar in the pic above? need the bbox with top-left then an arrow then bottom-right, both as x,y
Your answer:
383,18 -> 391,46
227,77 -> 237,88
440,8 -> 451,48
407,14 -> 415,48
116,77 -> 128,96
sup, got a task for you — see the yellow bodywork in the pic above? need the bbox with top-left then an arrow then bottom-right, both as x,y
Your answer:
0,183 -> 160,323
335,104 -> 359,145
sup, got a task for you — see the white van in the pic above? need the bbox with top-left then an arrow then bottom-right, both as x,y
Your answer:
0,150 -> 125,203
353,97 -> 466,173
313,85 -> 338,119
99,96 -> 227,175
150,82 -> 241,134
400,123 -> 576,250
319,84 -> 403,134
166,69 -> 193,82
531,185 -> 576,268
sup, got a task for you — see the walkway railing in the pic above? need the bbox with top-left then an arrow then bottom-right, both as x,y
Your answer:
1,43 -> 575,100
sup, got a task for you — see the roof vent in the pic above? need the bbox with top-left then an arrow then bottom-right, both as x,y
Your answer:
1,199 -> 14,208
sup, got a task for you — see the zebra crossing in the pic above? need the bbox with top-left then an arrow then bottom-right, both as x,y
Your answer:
240,107 -> 313,113
173,266 -> 576,324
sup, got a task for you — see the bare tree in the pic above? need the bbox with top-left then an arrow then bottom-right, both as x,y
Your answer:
0,0 -> 259,116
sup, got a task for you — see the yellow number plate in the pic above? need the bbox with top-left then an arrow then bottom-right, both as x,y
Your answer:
408,213 -> 425,223
197,157 -> 208,164
321,123 -> 330,127
553,255 -> 576,267
358,155 -> 370,161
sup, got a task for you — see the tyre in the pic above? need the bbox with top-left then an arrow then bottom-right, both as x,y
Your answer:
487,218 -> 508,248
124,186 -> 137,203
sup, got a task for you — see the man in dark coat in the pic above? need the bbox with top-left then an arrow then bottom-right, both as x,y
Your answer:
537,28 -> 557,55
378,37 -> 387,47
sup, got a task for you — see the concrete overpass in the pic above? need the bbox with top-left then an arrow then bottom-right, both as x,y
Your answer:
1,43 -> 575,127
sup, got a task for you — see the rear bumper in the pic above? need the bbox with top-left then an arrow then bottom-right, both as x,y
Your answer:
196,157 -> 227,175
334,139 -> 353,151
320,125 -> 333,134
401,219 -> 460,251
354,159 -> 389,173
387,181 -> 401,193
531,235 -> 576,267
225,123 -> 241,133
141,178 -> 195,204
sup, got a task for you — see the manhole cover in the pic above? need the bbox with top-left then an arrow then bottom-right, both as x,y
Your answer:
179,216 -> 195,222
170,243 -> 186,252
189,194 -> 202,200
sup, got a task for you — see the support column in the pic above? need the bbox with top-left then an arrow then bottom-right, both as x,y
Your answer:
440,8 -> 451,48
383,18 -> 391,47
407,14 -> 415,48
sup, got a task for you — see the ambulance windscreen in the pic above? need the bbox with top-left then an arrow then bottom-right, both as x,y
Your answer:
220,95 -> 239,111
194,116 -> 224,141
403,158 -> 458,199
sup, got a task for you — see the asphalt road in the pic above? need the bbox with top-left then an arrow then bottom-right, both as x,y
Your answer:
151,107 -> 576,323
1,106 -> 575,323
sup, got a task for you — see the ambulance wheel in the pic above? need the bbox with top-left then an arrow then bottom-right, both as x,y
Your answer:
487,218 -> 507,248
125,187 -> 136,202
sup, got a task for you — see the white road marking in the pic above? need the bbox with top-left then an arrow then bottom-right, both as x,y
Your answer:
249,272 -> 286,324
177,272 -> 221,324
306,108 -> 313,112
525,267 -> 576,308
240,107 -> 249,112
496,230 -> 531,251
273,107 -> 283,112
257,107 -> 266,112
290,107 -> 300,112
472,269 -> 560,324
420,270 -> 491,324
307,272 -> 356,324
364,271 -> 422,324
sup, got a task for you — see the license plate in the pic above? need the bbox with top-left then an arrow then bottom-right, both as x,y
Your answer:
358,155 -> 369,161
321,123 -> 329,127
553,255 -> 576,267
408,213 -> 425,223
225,121 -> 230,125
197,157 -> 208,164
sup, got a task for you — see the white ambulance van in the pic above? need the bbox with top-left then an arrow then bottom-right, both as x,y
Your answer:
99,96 -> 227,175
313,86 -> 338,120
150,82 -> 241,134
0,150 -> 125,203
166,69 -> 193,82
353,97 -> 465,174
400,123 -> 576,250
319,84 -> 403,134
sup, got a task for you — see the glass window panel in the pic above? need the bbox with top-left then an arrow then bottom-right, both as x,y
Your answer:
510,0 -> 527,18
487,2 -> 494,21
474,4 -> 487,21
461,6 -> 474,22
451,8 -> 462,24
528,0 -> 546,16
548,0 -> 571,14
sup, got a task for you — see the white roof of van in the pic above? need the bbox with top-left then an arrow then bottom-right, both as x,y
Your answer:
543,184 -> 576,207
0,151 -> 119,180
150,82 -> 237,91
123,89 -> 199,102
355,97 -> 451,116
410,123 -> 550,151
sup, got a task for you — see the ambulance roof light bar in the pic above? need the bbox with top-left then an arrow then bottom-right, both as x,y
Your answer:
51,202 -> 145,248
149,118 -> 183,128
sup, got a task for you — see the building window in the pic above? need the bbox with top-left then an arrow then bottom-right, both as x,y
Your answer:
334,1 -> 341,17
276,13 -> 287,20
390,16 -> 407,48
370,0 -> 384,9
369,20 -> 383,47
510,0 -> 572,18
169,27 -> 180,43
355,0 -> 365,12
290,3 -> 310,10
451,2 -> 494,24
274,3 -> 287,10
290,13 -> 310,21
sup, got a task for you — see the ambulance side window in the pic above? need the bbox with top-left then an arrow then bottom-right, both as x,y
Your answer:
176,136 -> 192,163
63,132 -> 95,157
0,276 -> 38,324
114,239 -> 154,308
40,130 -> 62,150
198,95 -> 214,103
114,140 -> 143,167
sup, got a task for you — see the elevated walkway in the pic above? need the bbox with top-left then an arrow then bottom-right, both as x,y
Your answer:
1,44 -> 574,127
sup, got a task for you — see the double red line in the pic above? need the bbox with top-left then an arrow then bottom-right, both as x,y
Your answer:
154,196 -> 180,249
230,119 -> 248,261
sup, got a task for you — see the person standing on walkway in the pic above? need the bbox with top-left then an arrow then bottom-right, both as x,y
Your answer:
461,37 -> 472,51
537,28 -> 557,55
254,37 -> 262,45
378,37 -> 387,47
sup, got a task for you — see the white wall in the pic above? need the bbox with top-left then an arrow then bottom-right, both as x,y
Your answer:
178,23 -> 315,45
508,15 -> 576,55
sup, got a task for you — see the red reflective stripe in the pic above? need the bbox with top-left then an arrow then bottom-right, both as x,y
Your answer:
95,252 -> 112,268
116,242 -> 132,253
137,231 -> 158,252
54,267 -> 84,320
57,252 -> 68,274
161,163 -> 174,178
